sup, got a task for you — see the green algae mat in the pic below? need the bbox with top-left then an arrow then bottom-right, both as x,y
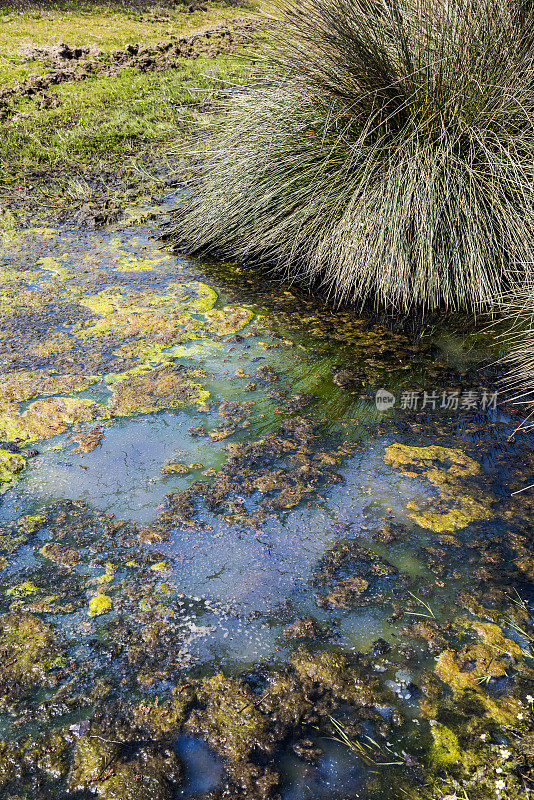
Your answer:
0,190 -> 532,800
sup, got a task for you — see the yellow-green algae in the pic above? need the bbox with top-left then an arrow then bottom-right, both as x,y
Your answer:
186,673 -> 270,764
0,514 -> 45,555
384,443 -> 493,532
150,561 -> 169,572
132,684 -> 196,736
6,581 -> 38,597
68,733 -> 120,792
0,373 -> 102,443
0,250 -> 264,445
0,371 -> 95,405
14,514 -> 46,534
108,364 -> 210,416
290,648 -> 382,706
15,595 -> 77,615
0,448 -> 26,491
93,563 -> 117,585
433,618 -> 527,725
73,281 -> 217,333
88,594 -> 112,617
204,305 -> 254,336
0,612 -> 64,689
68,730 -> 182,797
39,542 -> 81,568
162,462 -> 190,475
0,397 -> 108,443
429,723 -> 462,768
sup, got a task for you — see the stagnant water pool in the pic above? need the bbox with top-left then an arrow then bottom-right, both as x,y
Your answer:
0,194 -> 533,799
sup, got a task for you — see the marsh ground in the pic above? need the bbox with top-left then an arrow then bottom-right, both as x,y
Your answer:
0,0 -> 257,222
0,4 -> 534,800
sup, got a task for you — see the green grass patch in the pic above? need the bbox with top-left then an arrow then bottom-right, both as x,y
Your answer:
0,54 -> 248,191
0,1 -> 255,86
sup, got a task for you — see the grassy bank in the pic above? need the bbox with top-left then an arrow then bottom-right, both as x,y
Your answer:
0,1 -> 255,215
0,1 -> 253,83
2,57 -> 247,192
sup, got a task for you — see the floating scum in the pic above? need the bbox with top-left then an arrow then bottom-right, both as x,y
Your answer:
170,0 -> 534,311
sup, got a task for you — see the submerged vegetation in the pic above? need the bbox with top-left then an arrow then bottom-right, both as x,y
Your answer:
170,0 -> 534,312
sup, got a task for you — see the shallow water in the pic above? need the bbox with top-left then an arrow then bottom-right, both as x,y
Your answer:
0,193 -> 533,799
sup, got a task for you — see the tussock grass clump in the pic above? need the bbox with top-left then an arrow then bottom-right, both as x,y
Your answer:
170,0 -> 534,311
499,286 -> 534,415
